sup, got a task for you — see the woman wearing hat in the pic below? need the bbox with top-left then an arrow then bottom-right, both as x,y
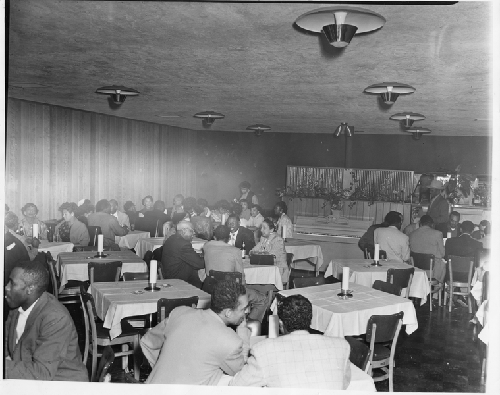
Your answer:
427,180 -> 450,228
235,181 -> 258,205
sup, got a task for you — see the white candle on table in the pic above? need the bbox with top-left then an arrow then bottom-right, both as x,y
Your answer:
150,260 -> 157,284
32,224 -> 39,238
97,234 -> 104,253
374,244 -> 380,262
221,213 -> 227,225
282,225 -> 287,239
268,315 -> 279,338
447,232 -> 452,239
342,267 -> 350,291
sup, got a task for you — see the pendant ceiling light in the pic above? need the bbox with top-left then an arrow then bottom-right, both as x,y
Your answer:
364,82 -> 416,105
333,122 -> 354,137
405,126 -> 431,140
95,85 -> 139,104
246,124 -> 271,137
295,6 -> 385,48
193,111 -> 225,126
390,112 -> 426,127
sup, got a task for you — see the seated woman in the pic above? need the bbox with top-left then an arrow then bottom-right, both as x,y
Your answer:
19,203 -> 48,240
139,195 -> 154,216
54,202 -> 90,246
124,201 -> 138,230
166,194 -> 188,223
250,218 -> 288,284
211,199 -> 232,224
196,198 -> 212,218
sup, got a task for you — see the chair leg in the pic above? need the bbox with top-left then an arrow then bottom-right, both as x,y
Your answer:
468,293 -> 472,314
122,344 -> 129,371
389,361 -> 394,392
91,349 -> 98,382
133,336 -> 140,381
429,289 -> 433,312
438,286 -> 442,307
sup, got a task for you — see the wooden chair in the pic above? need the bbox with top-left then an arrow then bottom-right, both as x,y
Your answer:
410,252 -> 442,311
88,261 -> 122,284
157,296 -> 199,322
47,260 -> 80,305
203,270 -> 243,294
372,280 -> 402,296
143,250 -> 154,267
80,287 -> 142,381
122,272 -> 149,281
293,276 -> 326,289
95,346 -> 115,382
88,226 -> 102,246
366,311 -> 404,392
283,252 -> 294,289
345,336 -> 372,373
386,267 -> 414,298
443,255 -> 474,313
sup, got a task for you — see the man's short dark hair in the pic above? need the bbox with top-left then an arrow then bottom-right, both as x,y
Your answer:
5,211 -> 19,229
384,211 -> 402,226
214,225 -> 231,242
154,200 -> 166,212
239,181 -> 251,189
124,201 -> 135,211
142,195 -> 154,205
263,217 -> 276,231
197,198 -> 208,208
252,204 -> 261,213
95,199 -> 110,212
278,294 -> 312,332
461,220 -> 474,234
16,260 -> 50,294
59,202 -> 79,214
227,214 -> 240,223
275,201 -> 288,214
450,211 -> 461,219
211,280 -> 246,314
419,215 -> 434,227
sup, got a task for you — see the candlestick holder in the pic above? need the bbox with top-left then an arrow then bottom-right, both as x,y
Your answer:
145,283 -> 161,292
371,261 -> 383,267
94,252 -> 108,258
337,289 -> 353,299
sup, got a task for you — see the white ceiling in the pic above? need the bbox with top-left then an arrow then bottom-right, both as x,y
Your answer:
7,1 -> 493,136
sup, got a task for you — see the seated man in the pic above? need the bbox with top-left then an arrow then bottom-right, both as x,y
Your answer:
358,221 -> 386,255
246,204 -> 265,231
374,211 -> 410,263
472,220 -> 490,240
5,212 -> 31,285
435,211 -> 461,239
4,261 -> 89,381
87,199 -> 128,248
409,215 -> 446,282
227,215 -> 256,255
161,221 -> 205,288
109,199 -> 131,228
230,294 -> 351,389
445,220 -> 483,259
203,225 -> 271,322
140,280 -> 251,385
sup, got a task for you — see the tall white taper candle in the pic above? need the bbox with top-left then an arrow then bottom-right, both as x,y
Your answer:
342,267 -> 349,291
32,224 -> 39,239
97,234 -> 104,253
374,243 -> 380,262
268,315 -> 279,338
150,260 -> 157,284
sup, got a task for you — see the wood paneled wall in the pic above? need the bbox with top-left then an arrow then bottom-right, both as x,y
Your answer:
6,98 -> 197,221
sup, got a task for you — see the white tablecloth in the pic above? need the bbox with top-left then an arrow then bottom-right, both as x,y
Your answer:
274,282 -> 418,337
38,241 -> 74,259
115,230 -> 150,249
325,258 -> 430,305
89,279 -> 211,339
135,237 -> 207,259
243,263 -> 284,290
57,250 -> 148,291
284,238 -> 325,274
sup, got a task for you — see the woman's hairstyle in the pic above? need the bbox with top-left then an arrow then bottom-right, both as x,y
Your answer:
153,200 -> 166,212
197,198 -> 208,208
58,202 -> 79,214
142,195 -> 153,205
5,211 -> 19,229
22,203 -> 38,215
173,194 -> 185,203
275,201 -> 288,214
262,218 -> 276,231
123,201 -> 135,211
210,280 -> 246,314
239,181 -> 251,189
216,200 -> 231,211
95,199 -> 111,213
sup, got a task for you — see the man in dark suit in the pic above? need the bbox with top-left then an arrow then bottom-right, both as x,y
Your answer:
445,220 -> 482,259
435,211 -> 462,239
161,221 -> 205,288
226,215 -> 256,255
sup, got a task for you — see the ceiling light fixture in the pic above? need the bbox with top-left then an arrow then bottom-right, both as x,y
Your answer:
333,122 -> 354,137
364,82 -> 416,105
193,111 -> 225,126
295,6 -> 385,48
405,127 -> 431,140
390,112 -> 426,127
246,124 -> 271,136
95,85 -> 139,104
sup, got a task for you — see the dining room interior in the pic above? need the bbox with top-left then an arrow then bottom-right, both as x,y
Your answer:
3,0 -> 499,393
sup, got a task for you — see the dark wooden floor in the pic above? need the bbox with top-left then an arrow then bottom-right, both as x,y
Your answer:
68,270 -> 486,391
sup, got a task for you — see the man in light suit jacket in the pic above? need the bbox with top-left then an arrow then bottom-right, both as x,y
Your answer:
230,294 -> 351,389
110,199 -> 130,228
227,215 -> 256,254
4,261 -> 89,381
374,211 -> 410,263
140,280 -> 252,385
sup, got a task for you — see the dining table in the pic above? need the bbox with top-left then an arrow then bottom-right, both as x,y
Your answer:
135,236 -> 207,259
324,258 -> 430,305
37,240 -> 74,259
283,238 -> 325,275
89,278 -> 211,339
273,282 -> 418,337
57,250 -> 148,292
115,230 -> 151,249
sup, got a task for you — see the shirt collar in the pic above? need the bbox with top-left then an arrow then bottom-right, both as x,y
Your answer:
18,296 -> 40,317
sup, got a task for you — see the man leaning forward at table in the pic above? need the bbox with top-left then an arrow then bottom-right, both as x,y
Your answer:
374,211 -> 410,263
140,280 -> 251,385
229,294 -> 351,389
204,225 -> 272,322
4,260 -> 89,381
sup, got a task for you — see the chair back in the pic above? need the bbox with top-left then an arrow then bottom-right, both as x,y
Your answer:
387,267 -> 414,297
410,252 -> 434,271
249,254 -> 275,266
88,261 -> 122,284
366,311 -> 404,344
74,245 -> 98,252
209,270 -> 243,283
47,260 -> 60,298
79,285 -> 97,369
143,250 -> 154,268
157,296 -> 199,322
123,272 -> 149,281
372,280 -> 402,296
88,226 -> 102,246
95,346 -> 115,382
345,336 -> 371,372
152,247 -> 163,262
293,276 -> 326,289
448,255 -> 474,284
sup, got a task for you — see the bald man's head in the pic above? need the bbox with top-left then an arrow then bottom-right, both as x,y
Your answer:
177,221 -> 195,240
